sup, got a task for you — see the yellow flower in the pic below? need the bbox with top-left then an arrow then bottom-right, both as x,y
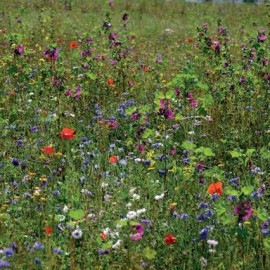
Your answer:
55,152 -> 63,157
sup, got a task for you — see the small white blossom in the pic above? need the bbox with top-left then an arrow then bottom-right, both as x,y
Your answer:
112,240 -> 122,249
72,229 -> 83,239
126,211 -> 137,219
207,240 -> 218,247
136,208 -> 146,215
155,193 -> 164,200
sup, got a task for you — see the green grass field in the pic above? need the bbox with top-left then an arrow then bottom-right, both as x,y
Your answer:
0,0 -> 269,269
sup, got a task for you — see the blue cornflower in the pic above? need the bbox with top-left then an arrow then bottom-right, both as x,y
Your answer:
180,213 -> 189,220
200,228 -> 209,240
53,248 -> 62,254
0,259 -> 11,268
33,242 -> 44,251
198,202 -> 209,209
4,248 -> 14,257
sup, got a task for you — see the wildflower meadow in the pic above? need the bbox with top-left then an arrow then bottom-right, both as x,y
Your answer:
0,0 -> 269,269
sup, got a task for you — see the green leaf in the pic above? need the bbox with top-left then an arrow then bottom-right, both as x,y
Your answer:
116,220 -> 128,226
197,81 -> 209,91
155,91 -> 165,99
67,221 -> 76,228
220,214 -> 233,225
126,107 -> 135,116
165,89 -> 175,99
230,150 -> 243,158
142,129 -> 154,139
246,148 -> 255,156
257,208 -> 268,222
102,241 -> 113,249
85,72 -> 97,80
175,114 -> 184,121
203,147 -> 215,157
129,220 -> 139,226
69,209 -> 85,220
181,141 -> 195,150
225,188 -> 240,197
263,238 -> 270,250
215,202 -> 227,217
143,247 -> 157,260
241,185 -> 254,196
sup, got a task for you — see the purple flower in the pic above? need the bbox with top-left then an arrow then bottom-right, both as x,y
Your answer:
200,228 -> 209,239
43,47 -> 59,61
4,248 -> 14,257
0,259 -> 11,268
53,248 -> 62,254
11,158 -> 19,166
122,13 -> 129,21
258,35 -> 267,43
14,44 -> 23,55
234,201 -> 253,221
98,249 -> 110,255
156,55 -> 162,62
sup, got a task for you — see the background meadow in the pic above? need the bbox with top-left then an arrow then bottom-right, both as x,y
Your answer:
0,0 -> 269,269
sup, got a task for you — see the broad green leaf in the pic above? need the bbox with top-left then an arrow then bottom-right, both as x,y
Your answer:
102,241 -> 113,249
175,114 -> 184,121
129,220 -> 139,226
225,188 -> 240,197
142,129 -> 154,139
143,247 -> 157,260
246,149 -> 255,156
116,220 -> 128,226
85,72 -> 97,80
215,202 -> 227,217
165,89 -> 175,99
69,209 -> 85,220
126,107 -> 135,116
155,91 -> 165,99
257,208 -> 268,222
241,185 -> 254,196
263,238 -> 270,250
220,214 -> 233,225
230,150 -> 243,158
181,141 -> 195,150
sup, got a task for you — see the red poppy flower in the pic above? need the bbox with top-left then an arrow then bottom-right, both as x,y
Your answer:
69,41 -> 78,49
186,38 -> 194,44
208,181 -> 223,195
60,128 -> 76,139
109,156 -> 118,163
107,78 -> 114,85
45,226 -> 52,234
42,146 -> 54,155
164,234 -> 177,245
100,232 -> 108,240
144,66 -> 150,72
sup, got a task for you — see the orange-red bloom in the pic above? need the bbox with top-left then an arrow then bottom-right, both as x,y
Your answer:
109,156 -> 118,163
60,128 -> 76,139
208,181 -> 223,195
144,66 -> 150,72
42,146 -> 54,155
100,232 -> 108,240
69,41 -> 78,49
45,226 -> 52,235
186,38 -> 194,44
107,78 -> 114,85
164,234 -> 177,245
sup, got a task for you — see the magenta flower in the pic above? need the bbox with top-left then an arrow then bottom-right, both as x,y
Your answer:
235,201 -> 253,221
65,89 -> 72,96
130,224 -> 144,241
258,35 -> 266,43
